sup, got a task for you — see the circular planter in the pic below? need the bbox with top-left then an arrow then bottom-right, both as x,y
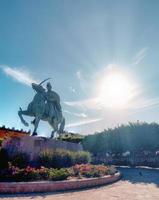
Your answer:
0,172 -> 121,194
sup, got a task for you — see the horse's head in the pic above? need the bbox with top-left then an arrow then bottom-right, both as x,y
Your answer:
32,78 -> 51,93
32,83 -> 45,93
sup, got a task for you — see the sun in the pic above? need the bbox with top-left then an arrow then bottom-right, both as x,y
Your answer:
97,71 -> 136,109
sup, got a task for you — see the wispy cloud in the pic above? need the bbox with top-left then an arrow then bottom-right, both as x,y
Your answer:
66,95 -> 159,114
126,97 -> 159,117
132,47 -> 149,65
64,110 -> 87,118
130,97 -> 159,110
64,97 -> 101,110
66,118 -> 102,128
0,65 -> 38,86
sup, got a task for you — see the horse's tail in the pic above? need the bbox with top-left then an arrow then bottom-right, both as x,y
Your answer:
58,117 -> 65,133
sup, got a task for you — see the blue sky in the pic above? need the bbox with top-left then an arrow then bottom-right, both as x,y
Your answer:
1,0 -> 159,136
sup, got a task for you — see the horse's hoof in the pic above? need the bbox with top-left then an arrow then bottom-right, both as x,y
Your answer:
31,132 -> 37,136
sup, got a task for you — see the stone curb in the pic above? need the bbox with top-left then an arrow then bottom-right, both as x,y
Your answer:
0,172 -> 121,194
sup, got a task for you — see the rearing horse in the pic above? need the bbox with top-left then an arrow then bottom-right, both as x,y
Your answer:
18,82 -> 65,138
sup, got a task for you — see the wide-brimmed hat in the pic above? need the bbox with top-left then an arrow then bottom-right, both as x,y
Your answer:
46,82 -> 52,88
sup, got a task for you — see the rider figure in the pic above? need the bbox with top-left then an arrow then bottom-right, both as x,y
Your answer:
46,82 -> 62,122
31,82 -> 62,125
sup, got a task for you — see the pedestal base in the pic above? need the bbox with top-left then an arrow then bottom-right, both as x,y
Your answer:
2,136 -> 83,160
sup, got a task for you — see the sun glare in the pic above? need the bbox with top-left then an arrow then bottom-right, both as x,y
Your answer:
97,70 -> 136,109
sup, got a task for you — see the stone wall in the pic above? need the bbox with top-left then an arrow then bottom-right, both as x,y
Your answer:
2,136 -> 83,160
0,172 -> 121,194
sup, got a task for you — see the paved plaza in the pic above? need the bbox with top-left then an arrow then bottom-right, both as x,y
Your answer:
0,168 -> 159,200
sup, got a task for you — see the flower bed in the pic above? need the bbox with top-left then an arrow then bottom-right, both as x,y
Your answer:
0,148 -> 121,193
0,172 -> 121,194
0,163 -> 117,182
72,164 -> 117,178
0,163 -> 69,182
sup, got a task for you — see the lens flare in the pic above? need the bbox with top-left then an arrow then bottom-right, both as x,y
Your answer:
97,71 -> 136,109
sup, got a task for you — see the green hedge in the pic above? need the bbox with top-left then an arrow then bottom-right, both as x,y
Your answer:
58,133 -> 84,143
48,168 -> 69,181
37,149 -> 91,168
82,122 -> 159,154
0,148 -> 91,170
10,152 -> 30,168
0,149 -> 30,169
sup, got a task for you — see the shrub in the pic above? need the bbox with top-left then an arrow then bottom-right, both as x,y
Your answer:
0,148 -> 9,170
38,166 -> 49,180
9,152 -> 30,168
0,164 -> 49,182
37,149 -> 72,168
0,138 -> 3,146
12,167 -> 41,182
21,166 -> 42,181
48,168 -> 69,181
72,164 -> 114,178
37,149 -> 91,168
36,149 -> 54,168
51,150 -> 73,168
58,133 -> 84,143
73,151 -> 91,165
107,165 -> 117,175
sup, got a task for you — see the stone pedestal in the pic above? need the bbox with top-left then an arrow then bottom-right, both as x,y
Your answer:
2,136 -> 83,160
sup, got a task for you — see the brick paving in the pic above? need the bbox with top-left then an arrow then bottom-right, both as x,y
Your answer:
0,168 -> 159,200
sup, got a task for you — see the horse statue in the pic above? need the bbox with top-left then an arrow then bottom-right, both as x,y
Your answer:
18,79 -> 65,138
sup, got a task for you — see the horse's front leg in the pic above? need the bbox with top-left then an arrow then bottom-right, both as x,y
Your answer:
32,116 -> 40,136
18,108 -> 29,127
